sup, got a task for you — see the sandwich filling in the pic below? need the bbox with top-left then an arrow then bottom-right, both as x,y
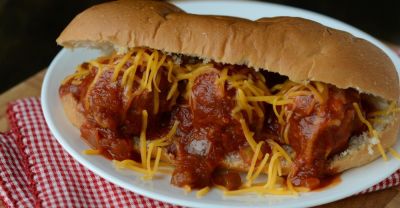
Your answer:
59,47 -> 394,191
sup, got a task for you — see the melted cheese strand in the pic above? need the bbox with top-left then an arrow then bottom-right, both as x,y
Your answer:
165,121 -> 180,140
273,97 -> 285,125
284,91 -> 312,98
247,153 -> 270,186
112,51 -> 133,82
245,81 -> 266,96
224,186 -> 292,196
177,64 -> 214,99
153,75 -> 161,114
183,185 -> 192,194
152,54 -> 167,91
215,67 -> 229,92
150,138 -> 167,147
145,143 -> 155,179
196,187 -> 210,198
369,101 -> 398,116
286,179 -> 298,195
353,103 -> 387,161
236,89 -> 253,121
265,152 -> 283,188
113,160 -> 148,174
122,49 -> 144,86
140,52 -> 156,91
84,63 -> 103,109
166,82 -> 178,100
145,51 -> 159,91
82,149 -> 100,155
246,96 -> 292,105
140,110 -> 148,167
389,148 -> 400,160
167,60 -> 174,82
152,147 -> 162,175
315,82 -> 328,101
267,140 -> 292,163
246,142 -> 264,181
305,83 -> 324,103
62,66 -> 89,85
149,120 -> 179,148
283,123 -> 290,144
239,117 -> 257,151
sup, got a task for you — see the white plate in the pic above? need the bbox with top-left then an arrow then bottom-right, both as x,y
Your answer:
41,1 -> 400,207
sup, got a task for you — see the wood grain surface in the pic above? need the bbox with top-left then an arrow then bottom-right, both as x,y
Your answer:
0,69 -> 399,207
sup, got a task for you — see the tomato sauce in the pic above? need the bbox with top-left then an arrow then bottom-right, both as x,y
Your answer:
59,55 -> 174,161
285,86 -> 364,189
170,71 -> 251,188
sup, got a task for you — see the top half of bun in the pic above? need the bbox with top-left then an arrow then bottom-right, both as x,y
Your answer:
57,0 -> 399,101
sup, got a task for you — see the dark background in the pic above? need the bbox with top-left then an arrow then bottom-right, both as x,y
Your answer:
0,0 -> 399,93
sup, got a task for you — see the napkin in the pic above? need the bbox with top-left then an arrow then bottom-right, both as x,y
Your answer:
0,98 -> 399,207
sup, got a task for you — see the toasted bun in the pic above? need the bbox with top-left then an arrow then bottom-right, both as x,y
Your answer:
60,92 -> 399,175
57,0 -> 399,101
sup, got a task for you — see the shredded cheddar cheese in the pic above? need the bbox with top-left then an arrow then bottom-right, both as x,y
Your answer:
286,179 -> 298,195
149,120 -> 179,148
140,51 -> 156,91
236,89 -> 254,121
239,117 -> 257,151
196,187 -> 210,198
111,51 -> 133,82
267,140 -> 292,163
62,65 -> 90,85
82,149 -> 101,155
247,152 -> 270,187
353,103 -> 387,161
305,83 -> 325,103
140,110 -> 148,167
165,121 -> 179,140
84,63 -> 103,110
224,186 -> 293,196
113,160 -> 148,174
113,119 -> 179,180
176,64 -> 215,99
145,143 -> 155,180
166,82 -> 178,100
369,101 -> 399,117
153,75 -> 161,114
246,142 -> 264,183
246,96 -> 292,105
389,148 -> 400,160
265,152 -> 283,189
283,123 -> 290,144
183,185 -> 192,194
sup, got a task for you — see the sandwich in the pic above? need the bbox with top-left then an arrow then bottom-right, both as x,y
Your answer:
56,0 -> 400,194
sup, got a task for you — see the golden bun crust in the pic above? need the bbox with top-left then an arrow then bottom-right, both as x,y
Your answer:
57,0 -> 399,101
60,93 -> 399,175
330,113 -> 400,172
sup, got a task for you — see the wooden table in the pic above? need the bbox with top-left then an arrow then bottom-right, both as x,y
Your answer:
0,70 -> 399,207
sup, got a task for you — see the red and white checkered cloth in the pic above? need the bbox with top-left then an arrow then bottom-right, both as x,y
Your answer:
0,97 -> 399,207
0,98 -> 179,208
